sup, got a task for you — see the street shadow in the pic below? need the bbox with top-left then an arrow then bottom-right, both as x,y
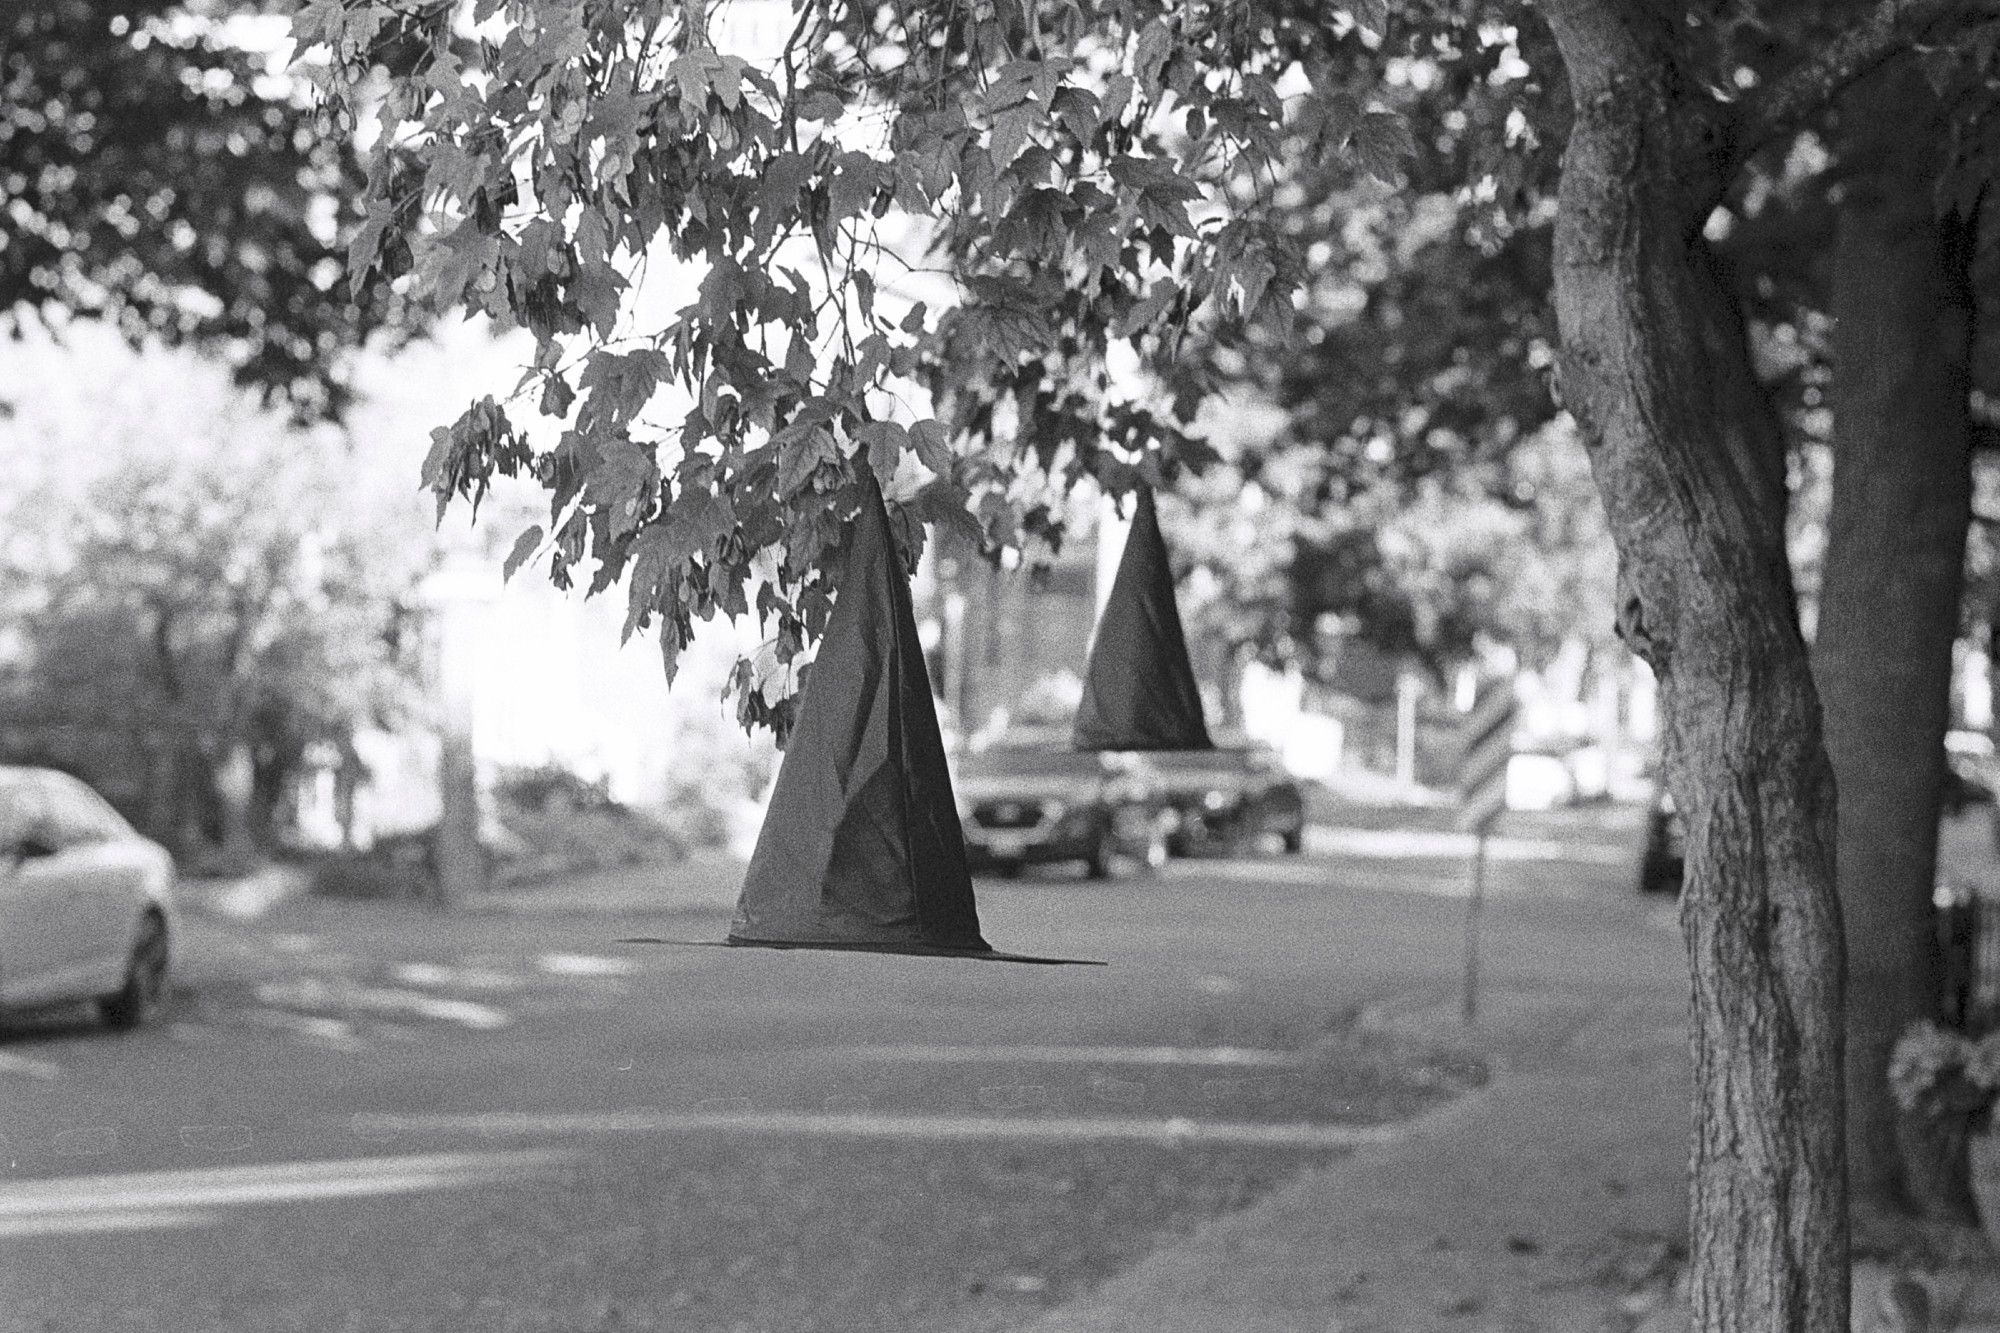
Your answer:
0,1002 -> 109,1044
0,988 -> 192,1045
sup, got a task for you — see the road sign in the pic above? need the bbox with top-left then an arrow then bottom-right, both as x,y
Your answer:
1454,676 -> 1518,1024
1455,679 -> 1519,833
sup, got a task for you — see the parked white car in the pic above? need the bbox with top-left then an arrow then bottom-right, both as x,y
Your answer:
0,766 -> 175,1028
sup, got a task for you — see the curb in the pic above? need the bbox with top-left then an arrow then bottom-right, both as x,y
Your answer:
1354,983 -> 1609,1071
182,857 -> 746,924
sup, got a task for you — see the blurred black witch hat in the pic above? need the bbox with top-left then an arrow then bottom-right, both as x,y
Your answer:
629,471 -> 1098,966
1072,484 -> 1213,752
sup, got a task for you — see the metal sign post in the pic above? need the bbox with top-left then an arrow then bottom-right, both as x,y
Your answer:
1463,825 -> 1489,1024
1455,679 -> 1518,1025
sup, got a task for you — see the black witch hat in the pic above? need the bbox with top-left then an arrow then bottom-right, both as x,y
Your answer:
1072,484 -> 1213,752
694,471 -> 1097,965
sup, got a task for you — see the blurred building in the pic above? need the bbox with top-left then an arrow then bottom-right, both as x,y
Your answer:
918,522 -> 1100,745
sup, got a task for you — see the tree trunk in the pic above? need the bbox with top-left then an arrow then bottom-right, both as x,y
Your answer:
1541,5 -> 1849,1328
1815,56 -> 1976,1228
215,742 -> 257,870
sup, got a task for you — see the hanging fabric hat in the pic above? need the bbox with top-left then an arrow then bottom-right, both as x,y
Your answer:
1073,484 -> 1213,752
628,471 -> 1099,966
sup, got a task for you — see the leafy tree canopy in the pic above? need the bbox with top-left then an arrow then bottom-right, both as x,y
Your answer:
297,0 -> 1483,718
3,0 -> 393,416
296,0 -> 2000,722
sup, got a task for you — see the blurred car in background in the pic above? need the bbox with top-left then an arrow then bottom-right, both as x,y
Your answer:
0,766 -> 176,1028
1142,742 -> 1307,857
1642,736 -> 1996,897
954,743 -> 1170,879
1945,730 -> 1999,814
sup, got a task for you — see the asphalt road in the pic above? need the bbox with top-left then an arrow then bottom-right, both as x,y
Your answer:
0,810 -> 1655,1333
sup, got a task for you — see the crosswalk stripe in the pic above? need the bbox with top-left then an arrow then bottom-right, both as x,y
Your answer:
0,1150 -> 569,1218
253,980 -> 511,1031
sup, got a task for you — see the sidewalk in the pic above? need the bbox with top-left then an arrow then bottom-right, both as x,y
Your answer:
1012,959 -> 2000,1332
1015,978 -> 1694,1333
184,852 -> 746,923
466,851 -> 743,915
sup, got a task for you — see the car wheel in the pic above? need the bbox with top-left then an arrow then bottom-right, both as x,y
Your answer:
1280,824 -> 1305,854
1085,823 -> 1119,880
98,910 -> 170,1031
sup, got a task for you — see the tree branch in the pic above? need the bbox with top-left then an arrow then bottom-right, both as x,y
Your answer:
1735,0 -> 1962,168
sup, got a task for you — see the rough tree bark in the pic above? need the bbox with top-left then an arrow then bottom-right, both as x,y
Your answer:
1540,4 -> 1849,1327
1815,57 -> 1977,1228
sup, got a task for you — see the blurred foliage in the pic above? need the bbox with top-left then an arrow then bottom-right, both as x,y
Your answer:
493,760 -> 620,814
307,847 -> 434,900
1138,17 -> 1580,685
1164,419 -> 1615,685
1153,5 -> 2000,687
316,764 -> 691,900
1,0 -> 401,418
652,776 -> 733,851
491,802 -> 687,881
0,342 -> 432,854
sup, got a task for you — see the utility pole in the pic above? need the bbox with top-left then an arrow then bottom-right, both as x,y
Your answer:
1395,667 -> 1421,788
421,553 -> 496,910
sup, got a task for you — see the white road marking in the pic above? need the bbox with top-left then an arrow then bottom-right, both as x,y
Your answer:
0,1208 -> 209,1238
827,1044 -> 1300,1067
390,963 -> 524,992
534,953 -> 638,978
351,1109 -> 1395,1150
234,1008 -> 366,1050
1303,826 -> 1634,865
0,1150 -> 570,1221
254,979 -> 511,1030
0,1052 -> 61,1081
